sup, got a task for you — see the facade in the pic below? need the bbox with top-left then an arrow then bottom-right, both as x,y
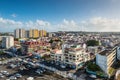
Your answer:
33,29 -> 39,38
47,32 -> 53,37
21,40 -> 50,54
25,30 -> 29,38
14,29 -> 19,38
50,47 -> 90,69
2,36 -> 14,49
29,29 -> 39,38
96,47 -> 116,76
39,30 -> 47,37
14,28 -> 25,38
14,29 -> 47,38
0,36 -> 6,41
117,47 -> 120,60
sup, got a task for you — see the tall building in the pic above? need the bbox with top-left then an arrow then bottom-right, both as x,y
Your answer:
2,36 -> 14,49
33,29 -> 39,38
14,29 -> 19,38
29,29 -> 39,38
14,28 -> 25,38
25,30 -> 29,38
29,29 -> 33,38
96,47 -> 116,77
39,30 -> 47,37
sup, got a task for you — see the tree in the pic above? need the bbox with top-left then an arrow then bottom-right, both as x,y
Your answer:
49,39 -> 53,43
86,40 -> 99,46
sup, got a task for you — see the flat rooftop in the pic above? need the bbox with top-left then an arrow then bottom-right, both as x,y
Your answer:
99,47 -> 116,56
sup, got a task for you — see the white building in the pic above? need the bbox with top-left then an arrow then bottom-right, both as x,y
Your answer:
0,36 -> 6,41
50,47 -> 90,69
14,28 -> 25,38
117,47 -> 120,60
87,46 -> 98,54
50,50 -> 64,62
96,47 -> 116,77
2,36 -> 14,49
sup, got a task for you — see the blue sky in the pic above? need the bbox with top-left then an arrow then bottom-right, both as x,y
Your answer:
0,0 -> 120,32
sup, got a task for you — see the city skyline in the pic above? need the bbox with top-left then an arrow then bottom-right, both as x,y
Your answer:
0,0 -> 120,32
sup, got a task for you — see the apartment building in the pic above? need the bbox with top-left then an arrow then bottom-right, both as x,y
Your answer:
14,28 -> 25,38
64,48 -> 90,69
29,29 -> 39,38
2,36 -> 14,49
117,47 -> 120,60
96,47 -> 116,77
50,50 -> 64,62
25,30 -> 29,38
21,40 -> 50,54
39,30 -> 47,37
50,46 -> 90,69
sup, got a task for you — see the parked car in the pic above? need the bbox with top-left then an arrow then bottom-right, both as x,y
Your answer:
0,73 -> 4,78
9,76 -> 17,80
15,73 -> 22,78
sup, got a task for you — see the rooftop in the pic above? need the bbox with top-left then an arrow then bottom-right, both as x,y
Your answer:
99,47 -> 116,56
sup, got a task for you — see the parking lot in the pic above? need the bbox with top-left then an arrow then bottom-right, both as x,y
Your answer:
0,54 -> 70,80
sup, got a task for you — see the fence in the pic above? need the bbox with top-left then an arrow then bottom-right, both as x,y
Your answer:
38,63 -> 85,80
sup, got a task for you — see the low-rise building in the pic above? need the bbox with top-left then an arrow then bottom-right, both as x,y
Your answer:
21,40 -> 50,55
50,47 -> 90,69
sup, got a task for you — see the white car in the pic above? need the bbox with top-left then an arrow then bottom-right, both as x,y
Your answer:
89,74 -> 97,78
9,76 -> 17,80
0,73 -> 4,78
15,73 -> 22,78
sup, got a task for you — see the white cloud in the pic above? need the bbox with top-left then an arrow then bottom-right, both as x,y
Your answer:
36,20 -> 50,26
58,19 -> 81,31
82,17 -> 120,32
0,17 -> 51,32
0,17 -> 120,32
11,14 -> 17,18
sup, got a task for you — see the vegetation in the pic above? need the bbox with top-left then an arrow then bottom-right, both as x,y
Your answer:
49,39 -> 53,43
0,50 -> 4,54
14,38 -> 19,41
87,62 -> 101,72
42,54 -> 51,60
86,62 -> 108,77
108,67 -> 115,76
86,40 -> 99,46
97,71 -> 107,77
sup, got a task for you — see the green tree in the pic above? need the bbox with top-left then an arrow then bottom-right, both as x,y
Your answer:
49,39 -> 53,43
86,40 -> 99,46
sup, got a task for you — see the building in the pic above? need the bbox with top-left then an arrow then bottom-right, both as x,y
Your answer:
39,30 -> 47,37
29,29 -> 39,38
47,32 -> 53,37
96,47 -> 116,77
21,40 -> 50,54
0,36 -> 6,41
25,30 -> 29,38
115,70 -> 120,80
117,47 -> 120,60
14,29 -> 19,38
2,36 -> 14,49
14,28 -> 25,38
50,46 -> 90,69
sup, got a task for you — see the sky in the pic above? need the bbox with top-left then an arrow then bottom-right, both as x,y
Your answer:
0,0 -> 120,32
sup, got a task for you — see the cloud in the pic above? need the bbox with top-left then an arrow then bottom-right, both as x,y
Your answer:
82,17 -> 120,32
0,17 -> 120,32
57,19 -> 81,31
0,17 -> 51,32
11,14 -> 17,18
